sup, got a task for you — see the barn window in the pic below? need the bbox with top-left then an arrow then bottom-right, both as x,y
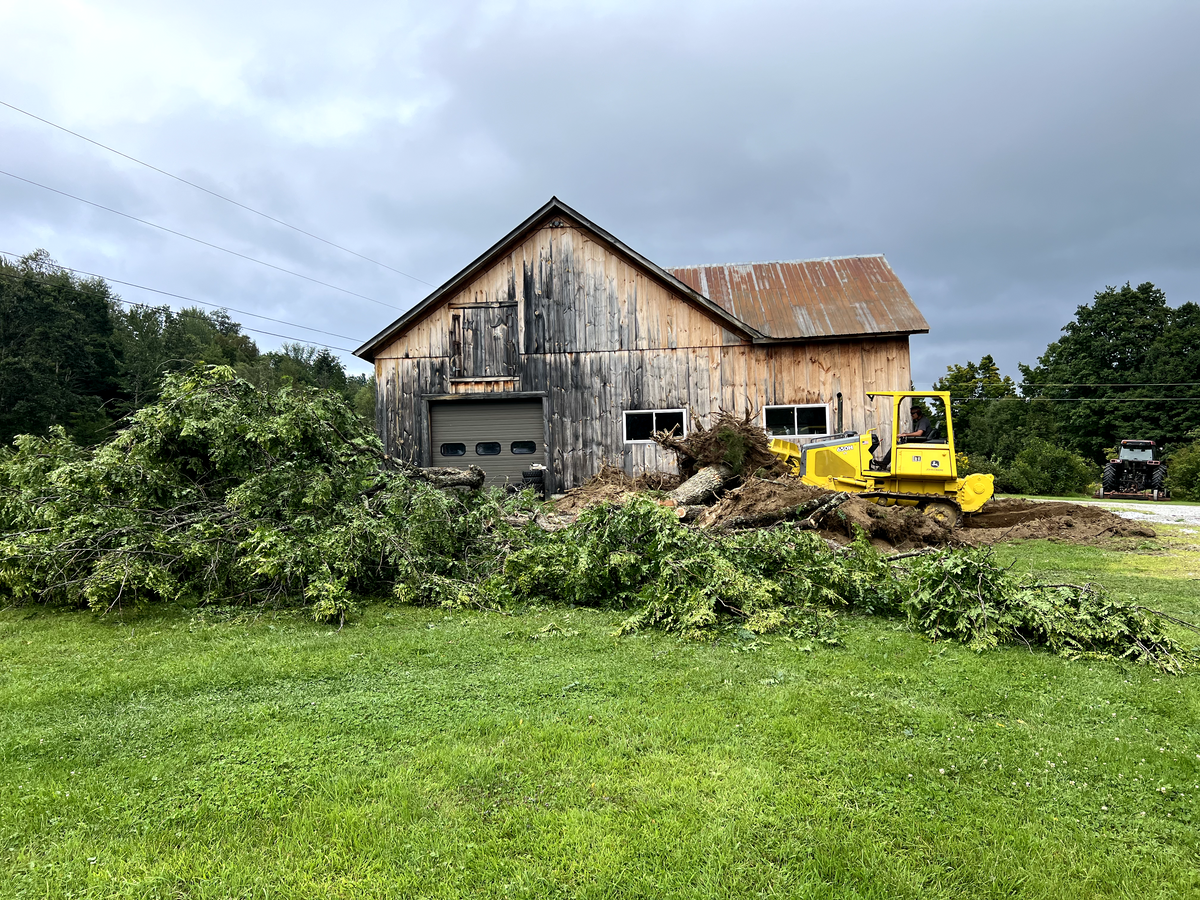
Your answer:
511,441 -> 537,455
475,442 -> 502,456
764,404 -> 829,438
623,409 -> 686,443
440,443 -> 467,457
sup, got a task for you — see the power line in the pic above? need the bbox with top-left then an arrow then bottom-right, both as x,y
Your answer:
114,298 -> 357,353
926,384 -> 1200,391
0,250 -> 364,343
0,169 -> 403,311
0,98 -> 435,288
945,396 -> 1200,402
0,266 -> 356,354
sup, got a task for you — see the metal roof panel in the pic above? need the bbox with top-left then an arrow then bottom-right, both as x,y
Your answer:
667,255 -> 929,340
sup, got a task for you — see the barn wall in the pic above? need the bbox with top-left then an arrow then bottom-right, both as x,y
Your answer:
373,223 -> 913,489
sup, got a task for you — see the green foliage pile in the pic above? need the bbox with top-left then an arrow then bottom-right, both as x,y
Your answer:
493,497 -> 1185,671
905,549 -> 1184,671
0,367 -> 522,624
500,497 -> 865,639
0,366 -> 1186,671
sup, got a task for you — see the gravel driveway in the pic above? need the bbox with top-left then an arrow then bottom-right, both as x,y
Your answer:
1049,499 -> 1200,529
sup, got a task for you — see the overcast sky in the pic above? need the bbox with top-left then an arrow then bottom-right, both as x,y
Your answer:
2,0 -> 1197,385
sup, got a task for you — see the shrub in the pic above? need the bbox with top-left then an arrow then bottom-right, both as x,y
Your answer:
993,438 -> 1096,495
1167,442 -> 1200,501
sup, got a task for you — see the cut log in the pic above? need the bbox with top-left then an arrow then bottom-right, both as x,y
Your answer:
797,492 -> 850,529
381,457 -> 487,490
415,465 -> 486,489
668,463 -> 735,506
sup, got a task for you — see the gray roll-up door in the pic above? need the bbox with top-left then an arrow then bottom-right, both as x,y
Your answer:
429,399 -> 546,488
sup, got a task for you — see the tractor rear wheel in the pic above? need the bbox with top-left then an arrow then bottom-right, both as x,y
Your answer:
1152,466 -> 1167,492
1102,463 -> 1119,493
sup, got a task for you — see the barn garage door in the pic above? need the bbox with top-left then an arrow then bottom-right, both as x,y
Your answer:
430,399 -> 546,488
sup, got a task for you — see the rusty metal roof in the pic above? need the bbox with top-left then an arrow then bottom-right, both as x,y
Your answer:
667,255 -> 928,341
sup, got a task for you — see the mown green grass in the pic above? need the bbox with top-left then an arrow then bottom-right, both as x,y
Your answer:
3,538 -> 1199,899
993,525 -> 1200,622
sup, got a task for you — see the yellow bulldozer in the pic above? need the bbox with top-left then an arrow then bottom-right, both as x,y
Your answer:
768,391 -> 994,524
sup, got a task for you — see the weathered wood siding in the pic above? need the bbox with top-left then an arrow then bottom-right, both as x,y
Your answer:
374,223 -> 912,490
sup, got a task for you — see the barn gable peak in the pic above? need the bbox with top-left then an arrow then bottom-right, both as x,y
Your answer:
354,197 -> 762,362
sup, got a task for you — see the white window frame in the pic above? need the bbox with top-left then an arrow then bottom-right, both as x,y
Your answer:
623,408 -> 688,444
763,403 -> 830,439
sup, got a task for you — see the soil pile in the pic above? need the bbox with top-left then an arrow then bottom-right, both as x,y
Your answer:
832,497 -> 954,547
555,471 -> 1154,549
555,465 -> 679,514
962,499 -> 1156,544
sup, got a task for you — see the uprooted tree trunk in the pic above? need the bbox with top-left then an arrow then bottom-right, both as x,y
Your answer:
669,463 -> 736,506
703,491 -> 851,532
382,457 -> 487,490
653,408 -> 785,481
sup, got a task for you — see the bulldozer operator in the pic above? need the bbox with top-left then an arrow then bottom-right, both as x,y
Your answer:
874,405 -> 933,471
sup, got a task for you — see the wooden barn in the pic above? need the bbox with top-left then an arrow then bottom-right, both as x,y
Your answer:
354,198 -> 929,492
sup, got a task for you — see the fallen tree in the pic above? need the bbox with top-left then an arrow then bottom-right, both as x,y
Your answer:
669,463 -> 735,506
0,366 -> 527,624
654,408 -> 784,481
0,367 -> 1190,671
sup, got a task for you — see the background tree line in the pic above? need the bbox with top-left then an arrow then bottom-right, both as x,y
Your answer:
937,282 -> 1200,498
5,251 -> 1199,498
0,250 -> 374,447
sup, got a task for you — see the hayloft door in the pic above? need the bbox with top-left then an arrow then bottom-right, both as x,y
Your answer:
450,302 -> 519,378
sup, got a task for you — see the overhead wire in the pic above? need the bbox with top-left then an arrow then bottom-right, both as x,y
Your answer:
946,397 -> 1200,402
922,382 -> 1200,388
0,265 -> 357,354
0,168 -> 403,310
0,250 -> 364,343
0,98 -> 435,288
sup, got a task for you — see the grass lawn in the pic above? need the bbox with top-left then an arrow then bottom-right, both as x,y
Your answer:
3,536 -> 1199,898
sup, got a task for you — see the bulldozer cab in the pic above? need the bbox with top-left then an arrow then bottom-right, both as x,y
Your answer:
767,388 -> 993,513
866,391 -> 957,479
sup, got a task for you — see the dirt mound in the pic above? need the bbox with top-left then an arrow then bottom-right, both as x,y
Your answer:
962,498 -> 1155,544
832,497 -> 954,548
557,472 -> 1155,549
555,465 -> 679,514
695,490 -> 1155,549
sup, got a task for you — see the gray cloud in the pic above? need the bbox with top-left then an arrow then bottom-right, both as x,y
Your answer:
2,0 -> 1198,382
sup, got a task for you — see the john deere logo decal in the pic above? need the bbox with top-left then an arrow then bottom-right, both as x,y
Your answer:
931,460 -> 940,468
